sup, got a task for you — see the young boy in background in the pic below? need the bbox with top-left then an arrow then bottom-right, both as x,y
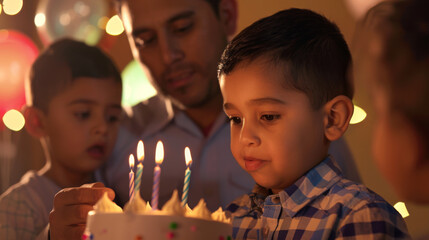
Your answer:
0,39 -> 121,239
354,0 -> 429,204
218,8 -> 410,239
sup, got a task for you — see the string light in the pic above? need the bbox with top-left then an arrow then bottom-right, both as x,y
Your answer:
350,105 -> 367,124
2,109 -> 25,132
106,15 -> 124,36
3,0 -> 23,16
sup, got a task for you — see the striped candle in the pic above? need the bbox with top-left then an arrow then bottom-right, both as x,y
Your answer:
129,154 -> 135,200
134,140 -> 144,195
151,141 -> 164,210
181,147 -> 193,207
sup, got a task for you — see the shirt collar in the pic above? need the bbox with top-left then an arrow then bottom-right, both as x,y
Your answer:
250,156 -> 343,217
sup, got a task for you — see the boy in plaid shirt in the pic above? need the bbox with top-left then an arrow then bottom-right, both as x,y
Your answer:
218,8 -> 410,239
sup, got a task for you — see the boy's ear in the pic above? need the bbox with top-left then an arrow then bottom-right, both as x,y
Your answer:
23,106 -> 47,138
218,0 -> 238,37
323,95 -> 354,141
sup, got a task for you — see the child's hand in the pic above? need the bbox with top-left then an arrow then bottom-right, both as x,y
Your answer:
48,182 -> 115,240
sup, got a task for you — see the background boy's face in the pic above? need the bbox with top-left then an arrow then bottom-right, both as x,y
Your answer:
42,77 -> 122,175
121,0 -> 232,108
355,31 -> 418,201
220,60 -> 328,193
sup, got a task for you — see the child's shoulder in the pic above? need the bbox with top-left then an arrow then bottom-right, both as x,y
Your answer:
325,178 -> 389,207
321,178 -> 410,238
0,171 -> 40,200
319,178 -> 402,221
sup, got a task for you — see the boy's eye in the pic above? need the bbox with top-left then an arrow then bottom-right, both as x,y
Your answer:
261,114 -> 280,121
106,114 -> 121,123
228,116 -> 242,124
74,111 -> 90,120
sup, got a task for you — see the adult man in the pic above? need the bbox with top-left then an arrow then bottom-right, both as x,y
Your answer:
49,0 -> 360,239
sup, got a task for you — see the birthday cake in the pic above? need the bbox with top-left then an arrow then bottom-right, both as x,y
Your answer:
83,190 -> 232,240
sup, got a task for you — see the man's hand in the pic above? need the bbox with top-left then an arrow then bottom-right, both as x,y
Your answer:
49,182 -> 115,240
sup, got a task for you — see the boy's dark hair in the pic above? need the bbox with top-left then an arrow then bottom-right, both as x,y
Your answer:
115,0 -> 221,17
218,8 -> 353,109
27,38 -> 122,112
361,0 -> 429,142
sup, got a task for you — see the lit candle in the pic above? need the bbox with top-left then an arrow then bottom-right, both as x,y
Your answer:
134,140 -> 144,196
129,154 -> 135,200
151,140 -> 164,210
181,147 -> 193,207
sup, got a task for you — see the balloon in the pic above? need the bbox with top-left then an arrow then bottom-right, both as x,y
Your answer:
36,0 -> 108,46
121,60 -> 157,107
0,30 -> 39,118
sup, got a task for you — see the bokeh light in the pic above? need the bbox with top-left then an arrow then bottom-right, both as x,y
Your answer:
106,15 -> 124,36
3,0 -> 23,15
350,105 -> 367,124
2,109 -> 25,132
0,3 -> 3,15
34,13 -> 46,27
394,202 -> 410,218
36,0 -> 107,46
121,60 -> 157,107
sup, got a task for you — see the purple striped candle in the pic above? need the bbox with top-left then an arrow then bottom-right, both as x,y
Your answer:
151,141 -> 164,210
128,154 -> 135,200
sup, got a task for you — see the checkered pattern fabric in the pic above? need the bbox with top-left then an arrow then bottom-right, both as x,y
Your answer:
226,157 -> 410,239
0,171 -> 60,239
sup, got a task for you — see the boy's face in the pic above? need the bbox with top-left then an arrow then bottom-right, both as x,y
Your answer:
42,77 -> 122,175
220,60 -> 328,193
121,0 -> 234,108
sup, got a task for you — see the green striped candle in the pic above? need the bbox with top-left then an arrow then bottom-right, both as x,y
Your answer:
181,147 -> 193,207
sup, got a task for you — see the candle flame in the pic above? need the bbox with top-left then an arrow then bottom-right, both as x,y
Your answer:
137,140 -> 144,162
129,154 -> 135,169
184,147 -> 192,167
155,140 -> 164,165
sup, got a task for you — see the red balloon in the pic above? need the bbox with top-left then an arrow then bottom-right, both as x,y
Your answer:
0,30 -> 39,118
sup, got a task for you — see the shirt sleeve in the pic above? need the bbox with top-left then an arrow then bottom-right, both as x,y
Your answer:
336,201 -> 411,239
0,188 -> 42,239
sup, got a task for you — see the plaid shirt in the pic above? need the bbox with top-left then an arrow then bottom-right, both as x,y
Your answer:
0,171 -> 60,239
226,157 -> 410,240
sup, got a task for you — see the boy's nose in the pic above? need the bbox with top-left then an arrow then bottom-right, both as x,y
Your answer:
92,119 -> 108,136
239,121 -> 261,147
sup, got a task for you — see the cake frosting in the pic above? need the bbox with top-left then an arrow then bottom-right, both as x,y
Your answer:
123,192 -> 147,214
83,190 -> 232,240
93,192 -> 122,213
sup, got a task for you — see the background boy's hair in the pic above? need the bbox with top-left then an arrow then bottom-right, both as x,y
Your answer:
360,0 -> 429,145
218,8 -> 353,109
26,38 -> 122,113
